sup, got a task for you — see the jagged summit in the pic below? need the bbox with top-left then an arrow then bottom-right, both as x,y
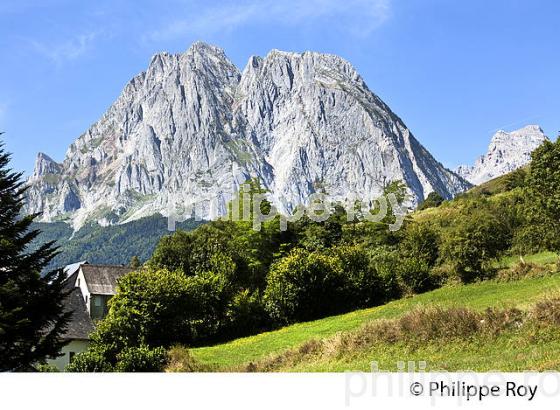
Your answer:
25,42 -> 470,228
188,40 -> 223,53
491,125 -> 545,145
456,125 -> 549,185
31,153 -> 61,179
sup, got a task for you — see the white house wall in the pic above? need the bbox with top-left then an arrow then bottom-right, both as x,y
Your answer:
47,340 -> 90,371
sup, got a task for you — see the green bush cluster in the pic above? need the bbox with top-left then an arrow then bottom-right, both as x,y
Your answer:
264,248 -> 347,323
264,244 -> 418,324
67,344 -> 167,372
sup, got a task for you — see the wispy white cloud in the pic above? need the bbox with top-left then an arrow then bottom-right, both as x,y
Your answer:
146,0 -> 391,42
30,31 -> 100,65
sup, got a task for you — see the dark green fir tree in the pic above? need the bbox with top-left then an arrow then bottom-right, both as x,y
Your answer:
0,139 -> 70,371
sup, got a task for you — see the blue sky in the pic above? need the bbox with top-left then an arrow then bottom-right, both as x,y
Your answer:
0,0 -> 558,175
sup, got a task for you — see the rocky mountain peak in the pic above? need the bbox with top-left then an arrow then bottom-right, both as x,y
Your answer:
456,125 -> 548,185
187,40 -> 224,54
31,153 -> 62,179
25,42 -> 470,229
490,124 -> 545,146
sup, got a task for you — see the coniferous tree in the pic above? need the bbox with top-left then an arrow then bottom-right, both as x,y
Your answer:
0,141 -> 70,371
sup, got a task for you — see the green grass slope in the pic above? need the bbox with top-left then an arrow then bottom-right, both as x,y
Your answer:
187,270 -> 560,371
284,323 -> 560,372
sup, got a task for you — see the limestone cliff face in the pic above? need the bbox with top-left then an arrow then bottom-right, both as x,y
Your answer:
456,125 -> 548,185
26,42 -> 470,228
234,49 -> 468,211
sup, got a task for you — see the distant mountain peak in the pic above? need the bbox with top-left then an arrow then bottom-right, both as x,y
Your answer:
456,125 -> 548,185
25,42 -> 470,229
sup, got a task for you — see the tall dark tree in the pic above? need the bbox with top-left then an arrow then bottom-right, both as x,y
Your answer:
0,141 -> 70,371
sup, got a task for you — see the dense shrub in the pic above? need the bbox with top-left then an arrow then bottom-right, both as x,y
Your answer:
513,139 -> 560,254
295,208 -> 346,251
331,245 -> 388,308
341,221 -> 400,248
512,224 -> 552,255
441,209 -> 510,282
528,140 -> 560,243
503,168 -> 527,191
182,270 -> 235,342
396,257 -> 433,294
69,267 -> 236,371
225,289 -> 268,338
396,223 -> 440,293
114,346 -> 168,372
399,223 -> 439,267
67,345 -> 168,372
71,261 -> 276,372
66,346 -> 113,372
150,222 -> 272,289
263,245 -> 411,325
99,268 -> 194,349
96,267 -> 255,347
264,248 -> 347,324
150,225 -> 242,277
367,247 -> 402,300
65,269 -> 192,372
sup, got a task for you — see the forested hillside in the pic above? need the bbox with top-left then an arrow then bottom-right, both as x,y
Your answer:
32,216 -> 203,270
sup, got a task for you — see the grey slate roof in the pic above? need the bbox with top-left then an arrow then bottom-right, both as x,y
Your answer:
64,260 -> 88,278
81,264 -> 132,295
62,288 -> 95,340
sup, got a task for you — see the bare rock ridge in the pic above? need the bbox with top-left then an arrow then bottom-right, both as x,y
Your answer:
25,41 -> 471,228
456,125 -> 548,185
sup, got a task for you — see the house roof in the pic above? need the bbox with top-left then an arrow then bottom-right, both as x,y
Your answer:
64,261 -> 88,278
62,288 -> 95,340
80,264 -> 132,295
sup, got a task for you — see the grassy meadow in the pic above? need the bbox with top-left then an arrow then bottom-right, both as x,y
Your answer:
178,256 -> 560,372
